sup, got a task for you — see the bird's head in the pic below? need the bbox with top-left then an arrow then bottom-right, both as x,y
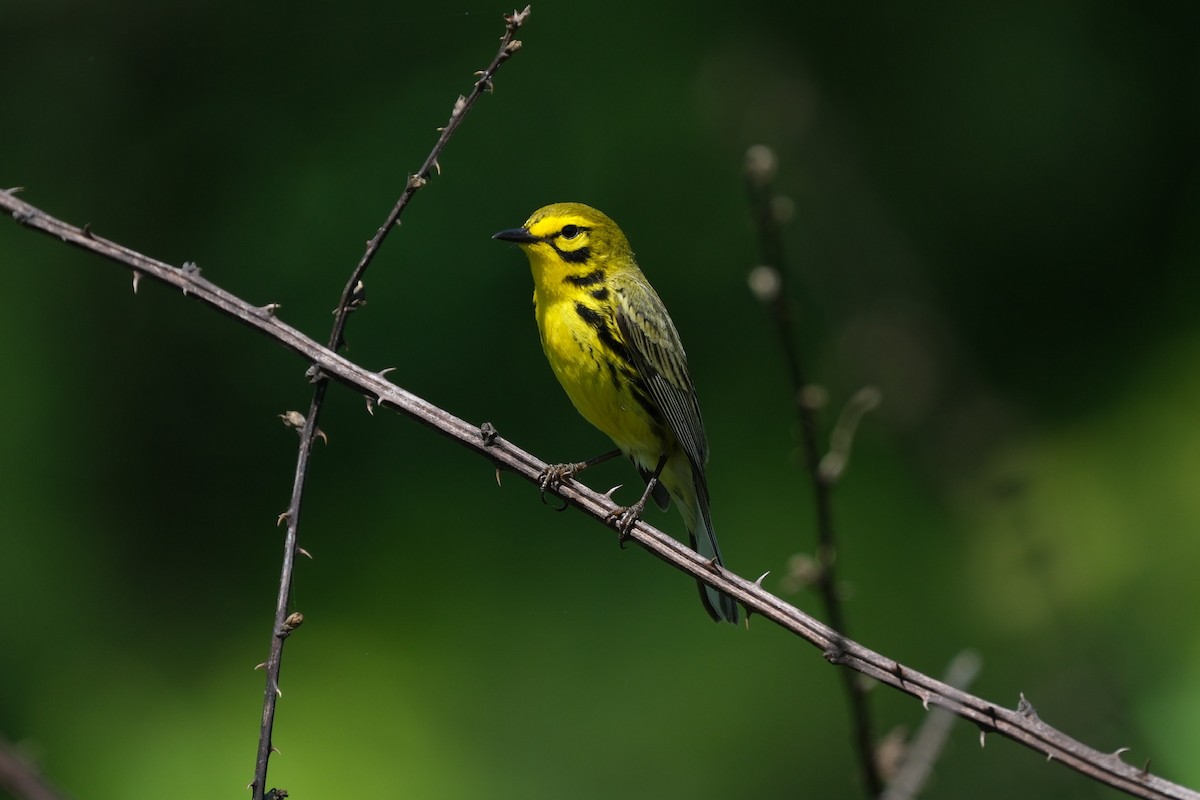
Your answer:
493,203 -> 633,274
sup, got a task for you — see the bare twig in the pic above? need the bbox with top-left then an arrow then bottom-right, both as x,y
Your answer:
246,7 -> 531,799
745,144 -> 883,795
0,733 -> 71,800
4,188 -> 1196,800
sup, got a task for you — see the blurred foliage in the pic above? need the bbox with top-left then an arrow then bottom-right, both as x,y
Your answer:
2,1 -> 1198,799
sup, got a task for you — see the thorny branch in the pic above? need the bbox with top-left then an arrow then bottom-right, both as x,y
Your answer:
3,186 -> 1196,800
745,143 -> 883,795
246,7 -> 530,799
880,650 -> 982,800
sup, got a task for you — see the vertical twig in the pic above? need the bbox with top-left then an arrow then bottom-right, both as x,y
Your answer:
248,8 -> 531,799
744,144 -> 884,796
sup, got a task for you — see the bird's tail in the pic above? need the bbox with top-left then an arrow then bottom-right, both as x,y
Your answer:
672,469 -> 739,624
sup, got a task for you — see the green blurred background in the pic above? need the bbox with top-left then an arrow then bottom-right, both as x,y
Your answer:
3,2 -> 1198,798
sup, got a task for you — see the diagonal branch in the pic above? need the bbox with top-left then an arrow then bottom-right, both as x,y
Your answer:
3,188 -> 1196,800
248,7 -> 530,799
881,650 -> 982,800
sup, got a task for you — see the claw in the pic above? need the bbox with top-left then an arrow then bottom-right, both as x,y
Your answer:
606,497 -> 648,549
537,462 -> 585,511
540,491 -> 568,512
538,461 -> 582,491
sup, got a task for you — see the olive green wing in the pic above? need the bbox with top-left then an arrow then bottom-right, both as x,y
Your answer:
612,272 -> 709,474
614,271 -> 736,624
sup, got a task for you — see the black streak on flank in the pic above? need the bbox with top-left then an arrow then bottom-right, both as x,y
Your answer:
564,268 -> 605,287
575,302 -> 632,366
553,244 -> 591,264
590,288 -> 609,301
574,302 -> 605,331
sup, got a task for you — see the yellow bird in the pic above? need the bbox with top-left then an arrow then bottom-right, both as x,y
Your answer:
494,203 -> 738,623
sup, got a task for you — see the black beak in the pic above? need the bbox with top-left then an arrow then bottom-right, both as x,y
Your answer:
493,227 -> 539,244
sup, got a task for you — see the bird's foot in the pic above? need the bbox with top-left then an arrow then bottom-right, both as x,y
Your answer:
606,496 -> 649,549
538,461 -> 587,509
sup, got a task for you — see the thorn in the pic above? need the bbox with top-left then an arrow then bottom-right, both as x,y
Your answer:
378,366 -> 397,377
82,222 -> 94,239
298,547 -> 312,559
132,272 -> 141,294
754,571 -> 770,586
603,484 -> 623,499
702,556 -> 721,574
254,661 -> 267,670
275,686 -> 283,698
365,396 -> 376,416
1141,758 -> 1152,776
922,695 -> 930,711
979,729 -> 986,748
4,186 -> 25,194
890,662 -> 905,686
257,303 -> 282,317
1046,752 -> 1054,762
279,411 -> 306,431
495,468 -> 503,487
315,427 -> 328,445
277,511 -> 290,526
1112,747 -> 1131,761
432,159 -> 441,176
270,745 -> 281,756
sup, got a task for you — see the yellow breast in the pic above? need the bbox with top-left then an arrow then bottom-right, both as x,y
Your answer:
535,292 -> 663,463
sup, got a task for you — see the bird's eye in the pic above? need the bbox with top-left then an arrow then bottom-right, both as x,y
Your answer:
560,224 -> 580,239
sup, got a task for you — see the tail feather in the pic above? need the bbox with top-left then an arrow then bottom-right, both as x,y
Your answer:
676,476 -> 739,625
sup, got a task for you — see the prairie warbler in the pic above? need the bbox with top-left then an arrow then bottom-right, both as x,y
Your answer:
494,203 -> 738,624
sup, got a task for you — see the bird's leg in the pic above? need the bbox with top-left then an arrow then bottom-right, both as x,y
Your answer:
607,454 -> 668,547
539,448 -> 622,506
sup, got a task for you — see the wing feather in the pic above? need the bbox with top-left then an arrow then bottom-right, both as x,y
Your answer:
612,273 -> 708,474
